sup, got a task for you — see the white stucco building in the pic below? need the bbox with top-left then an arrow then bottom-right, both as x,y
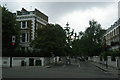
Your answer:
104,18 -> 120,51
16,8 -> 48,51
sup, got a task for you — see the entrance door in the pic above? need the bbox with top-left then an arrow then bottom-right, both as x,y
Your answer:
21,60 -> 25,66
29,58 -> 34,66
35,60 -> 42,66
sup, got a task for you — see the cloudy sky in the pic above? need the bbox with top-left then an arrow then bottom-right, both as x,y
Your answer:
0,0 -> 119,34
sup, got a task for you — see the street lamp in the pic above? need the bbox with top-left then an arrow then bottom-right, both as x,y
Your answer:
103,36 -> 108,69
117,57 -> 120,75
105,45 -> 108,69
51,52 -> 54,63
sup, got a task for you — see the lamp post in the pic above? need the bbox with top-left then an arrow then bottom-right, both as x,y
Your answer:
10,35 -> 16,68
104,44 -> 108,69
117,57 -> 120,76
103,36 -> 108,69
51,52 -> 54,63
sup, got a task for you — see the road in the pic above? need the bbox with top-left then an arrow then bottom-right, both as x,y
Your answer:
2,61 -> 118,78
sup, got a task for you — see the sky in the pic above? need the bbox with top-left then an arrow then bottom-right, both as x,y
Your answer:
0,0 -> 119,34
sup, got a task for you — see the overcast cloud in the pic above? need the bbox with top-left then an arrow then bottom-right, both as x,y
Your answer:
0,1 -> 118,33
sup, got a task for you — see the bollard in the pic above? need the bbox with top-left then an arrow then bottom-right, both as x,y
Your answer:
105,61 -> 108,69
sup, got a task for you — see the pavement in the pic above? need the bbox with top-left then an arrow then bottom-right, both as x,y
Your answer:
2,60 -> 120,78
2,61 -> 118,78
90,61 -> 120,75
57,59 -> 120,76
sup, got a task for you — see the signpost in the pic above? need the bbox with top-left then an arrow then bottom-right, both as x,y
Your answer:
12,36 -> 15,45
10,36 -> 16,68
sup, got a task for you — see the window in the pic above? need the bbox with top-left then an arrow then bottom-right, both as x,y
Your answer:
41,25 -> 42,28
21,21 -> 28,28
116,27 -> 119,35
22,12 -> 29,15
114,30 -> 115,36
22,33 -> 25,42
26,33 -> 29,42
21,33 -> 29,42
22,21 -> 26,28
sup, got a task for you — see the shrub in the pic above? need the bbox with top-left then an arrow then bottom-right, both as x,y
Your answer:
100,51 -> 120,61
100,56 -> 102,61
111,51 -> 120,61
100,52 -> 108,61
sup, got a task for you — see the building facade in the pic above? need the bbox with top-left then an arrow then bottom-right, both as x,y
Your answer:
16,8 -> 48,51
104,18 -> 120,51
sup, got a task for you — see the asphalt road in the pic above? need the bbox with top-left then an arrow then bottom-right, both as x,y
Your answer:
2,61 -> 118,78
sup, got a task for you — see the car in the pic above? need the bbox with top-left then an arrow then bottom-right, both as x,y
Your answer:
78,57 -> 85,61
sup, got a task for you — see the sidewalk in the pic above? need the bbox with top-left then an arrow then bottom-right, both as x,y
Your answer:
90,61 -> 120,75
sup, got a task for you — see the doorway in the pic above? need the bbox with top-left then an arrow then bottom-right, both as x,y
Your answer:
29,58 -> 34,66
35,60 -> 42,66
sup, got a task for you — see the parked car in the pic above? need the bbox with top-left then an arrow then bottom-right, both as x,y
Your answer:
78,57 -> 85,61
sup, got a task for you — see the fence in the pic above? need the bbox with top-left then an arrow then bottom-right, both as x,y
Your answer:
2,57 -> 51,67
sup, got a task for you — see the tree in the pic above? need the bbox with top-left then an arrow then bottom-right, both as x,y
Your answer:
2,6 -> 20,56
64,24 -> 74,56
31,24 -> 67,57
72,20 -> 106,57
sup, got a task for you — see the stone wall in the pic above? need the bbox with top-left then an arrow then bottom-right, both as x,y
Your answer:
2,57 -> 51,67
2,57 -> 10,67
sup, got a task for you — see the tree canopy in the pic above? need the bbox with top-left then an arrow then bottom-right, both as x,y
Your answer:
72,20 -> 106,57
2,6 -> 20,56
31,24 -> 67,57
